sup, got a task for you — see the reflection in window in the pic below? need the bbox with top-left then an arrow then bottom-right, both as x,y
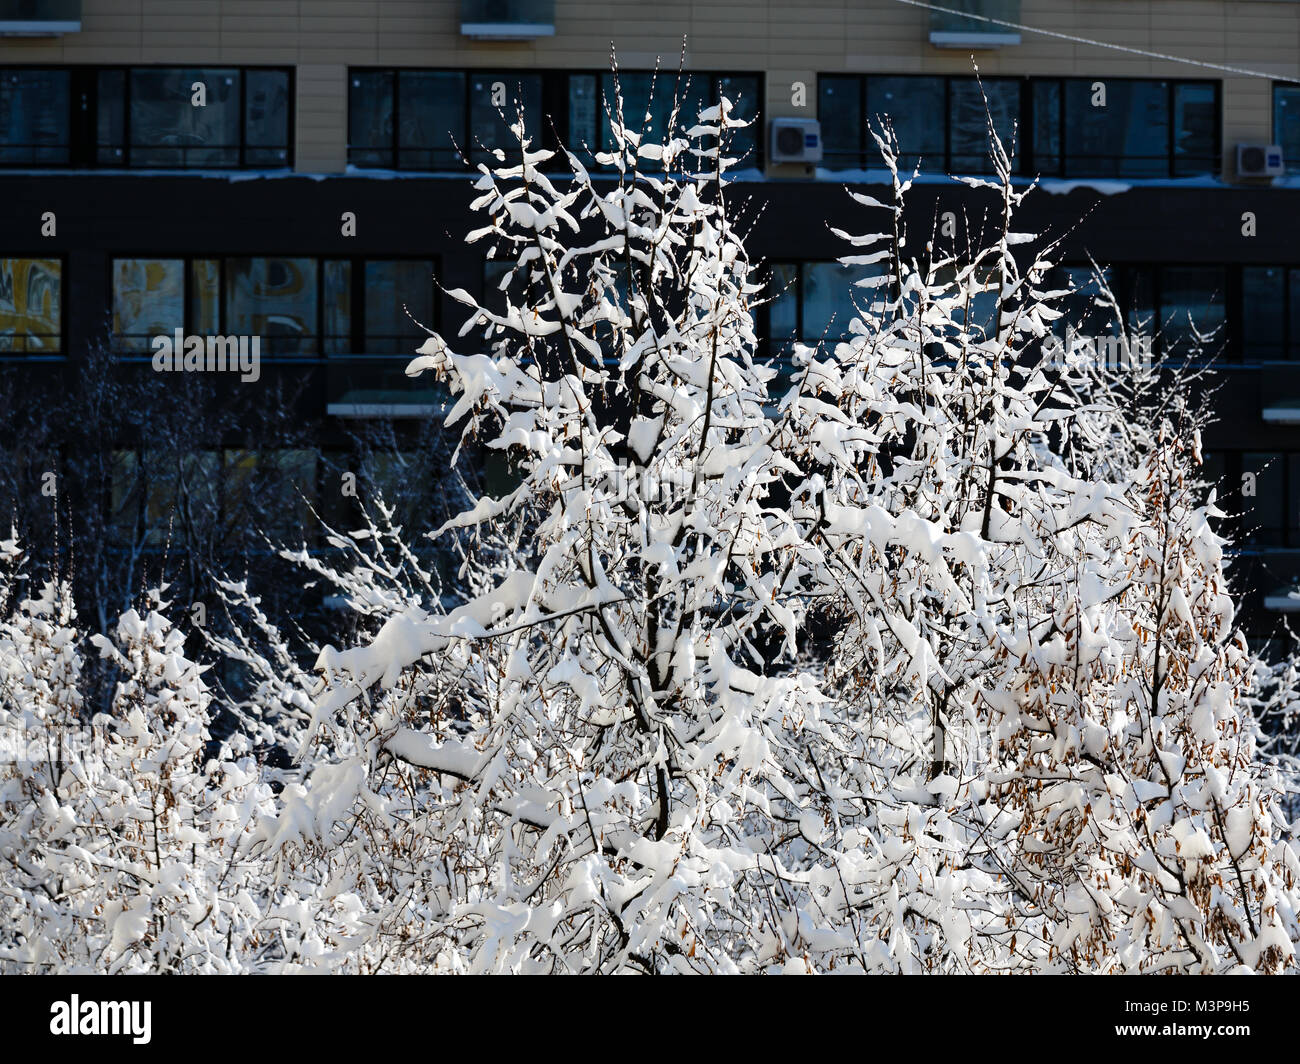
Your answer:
822,74 -> 1218,178
949,78 -> 1020,173
1158,266 -> 1224,355
364,260 -> 435,353
1243,452 -> 1285,547
225,257 -> 319,356
867,76 -> 945,173
1275,83 -> 1300,176
1063,79 -> 1169,178
0,69 -> 70,164
113,258 -> 184,353
97,68 -> 291,169
765,261 -> 885,356
110,450 -> 221,547
470,72 -> 541,165
224,449 -> 317,541
0,258 -> 61,354
1243,267 -> 1286,360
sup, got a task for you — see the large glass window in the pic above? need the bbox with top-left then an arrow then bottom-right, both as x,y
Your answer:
866,76 -> 945,173
0,69 -> 70,165
113,258 -> 184,353
1243,266 -> 1286,360
364,260 -> 436,353
0,257 -> 61,354
765,260 -> 887,357
225,257 -> 319,356
111,256 -> 437,357
949,78 -> 1021,173
350,69 -> 761,171
821,74 -> 1218,178
96,67 -> 291,169
1158,266 -> 1225,355
1274,83 -> 1300,175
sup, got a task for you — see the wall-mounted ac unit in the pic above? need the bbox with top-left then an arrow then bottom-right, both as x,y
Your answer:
1237,143 -> 1285,178
770,118 -> 822,164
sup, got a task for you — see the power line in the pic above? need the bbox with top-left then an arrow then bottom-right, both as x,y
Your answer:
892,0 -> 1295,81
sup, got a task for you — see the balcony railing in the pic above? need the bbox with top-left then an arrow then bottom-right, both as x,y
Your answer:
460,0 -> 555,39
0,0 -> 80,35
929,0 -> 1020,49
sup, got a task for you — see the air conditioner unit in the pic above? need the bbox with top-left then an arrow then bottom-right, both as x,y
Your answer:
1237,143 -> 1285,178
770,118 -> 822,164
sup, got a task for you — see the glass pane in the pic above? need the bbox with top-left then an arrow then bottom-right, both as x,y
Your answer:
223,449 -> 318,542
323,259 -> 352,355
819,75 -> 862,170
1243,266 -> 1285,361
568,73 -> 598,158
0,258 -> 61,354
143,450 -> 219,547
113,258 -> 183,353
365,259 -> 434,353
1032,79 -> 1061,175
1124,266 -> 1156,337
1173,82 -> 1216,176
718,74 -> 760,167
600,72 -> 679,162
949,78 -> 1020,173
191,259 -> 220,333
470,72 -> 541,166
1275,84 -> 1300,176
130,67 -> 241,167
0,68 -> 70,164
802,261 -> 878,343
1159,266 -> 1224,356
397,70 -> 464,169
1288,271 -> 1300,360
96,69 -> 126,165
244,69 -> 290,166
1243,452 -> 1283,546
1047,265 -> 1114,339
767,263 -> 799,354
225,257 -> 318,356
349,70 -> 393,167
866,76 -> 945,172
1064,79 -> 1169,178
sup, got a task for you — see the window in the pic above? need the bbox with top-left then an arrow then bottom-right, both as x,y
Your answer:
0,257 -> 61,354
1241,265 -> 1300,361
0,68 -> 70,164
349,69 -> 761,171
765,260 -> 886,357
0,66 -> 290,169
820,74 -> 1219,178
111,256 -> 436,357
364,260 -> 435,353
1274,83 -> 1300,175
110,449 -> 318,548
97,67 -> 290,168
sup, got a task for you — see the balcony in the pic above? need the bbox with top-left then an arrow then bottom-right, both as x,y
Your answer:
0,0 -> 80,35
929,0 -> 1020,49
460,0 -> 555,40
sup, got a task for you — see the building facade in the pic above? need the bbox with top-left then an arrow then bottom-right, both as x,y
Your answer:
1,0 -> 1299,630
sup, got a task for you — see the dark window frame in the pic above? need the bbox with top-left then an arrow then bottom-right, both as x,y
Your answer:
0,66 -> 74,167
0,64 -> 294,170
0,252 -> 66,358
108,253 -> 439,359
818,73 -> 1221,179
347,66 -> 765,171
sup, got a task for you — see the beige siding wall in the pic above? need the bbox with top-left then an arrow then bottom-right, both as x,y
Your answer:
0,0 -> 1294,173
